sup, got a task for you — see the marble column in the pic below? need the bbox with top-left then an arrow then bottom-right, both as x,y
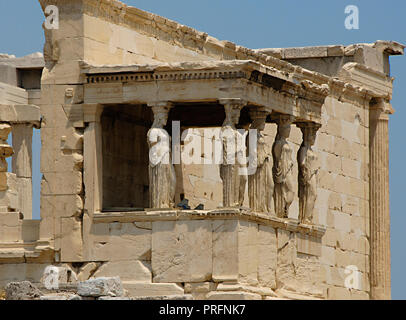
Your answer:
219,99 -> 247,207
147,102 -> 176,209
369,98 -> 392,300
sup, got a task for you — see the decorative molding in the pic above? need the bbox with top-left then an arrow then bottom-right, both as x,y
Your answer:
0,104 -> 41,126
218,98 -> 247,108
83,60 -> 385,107
92,209 -> 326,238
338,62 -> 393,100
86,70 -> 247,84
84,61 -> 330,105
0,240 -> 54,261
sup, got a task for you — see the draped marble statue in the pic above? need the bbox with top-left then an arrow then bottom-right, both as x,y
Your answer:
147,104 -> 176,208
236,123 -> 248,207
297,123 -> 320,224
248,109 -> 273,214
220,101 -> 247,207
272,115 -> 295,218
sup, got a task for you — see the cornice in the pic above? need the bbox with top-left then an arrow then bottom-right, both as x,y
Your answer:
82,59 -> 330,105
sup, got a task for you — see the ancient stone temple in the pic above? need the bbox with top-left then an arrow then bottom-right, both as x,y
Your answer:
0,0 -> 404,300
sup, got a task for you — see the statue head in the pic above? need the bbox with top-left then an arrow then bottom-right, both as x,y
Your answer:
249,109 -> 268,132
277,115 -> 294,139
223,105 -> 240,127
251,116 -> 266,131
151,106 -> 169,128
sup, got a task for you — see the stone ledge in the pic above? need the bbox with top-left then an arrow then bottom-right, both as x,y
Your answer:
0,240 -> 54,263
206,291 -> 262,300
216,283 -> 278,297
0,52 -> 44,69
0,104 -> 41,125
275,288 -> 324,300
258,42 -> 405,60
93,209 -> 326,238
338,62 -> 393,98
122,282 -> 184,297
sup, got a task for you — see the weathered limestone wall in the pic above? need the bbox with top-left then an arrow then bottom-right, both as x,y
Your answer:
39,0 -> 86,262
0,263 -> 49,289
176,128 -> 248,210
0,83 -> 28,105
315,96 -> 370,299
84,215 -> 324,299
83,15 -> 214,66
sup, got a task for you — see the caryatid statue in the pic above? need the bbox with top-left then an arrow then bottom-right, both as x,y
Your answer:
219,99 -> 247,207
272,115 -> 295,218
297,123 -> 321,224
147,103 -> 176,209
248,109 -> 274,214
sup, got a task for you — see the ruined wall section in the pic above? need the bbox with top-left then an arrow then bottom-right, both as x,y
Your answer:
39,0 -> 86,262
45,0 -> 329,69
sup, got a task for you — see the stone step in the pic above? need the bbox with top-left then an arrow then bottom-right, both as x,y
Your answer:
122,281 -> 184,298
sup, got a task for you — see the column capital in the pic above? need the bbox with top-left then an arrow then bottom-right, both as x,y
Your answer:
370,98 -> 393,121
249,107 -> 270,120
221,100 -> 245,127
219,98 -> 247,109
296,121 -> 322,132
147,101 -> 174,110
148,102 -> 174,128
273,114 -> 295,125
249,107 -> 269,130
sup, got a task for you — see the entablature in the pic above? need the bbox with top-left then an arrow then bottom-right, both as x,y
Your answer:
82,60 -> 330,123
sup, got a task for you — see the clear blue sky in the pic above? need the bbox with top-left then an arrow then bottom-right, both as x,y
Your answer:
0,0 -> 405,299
